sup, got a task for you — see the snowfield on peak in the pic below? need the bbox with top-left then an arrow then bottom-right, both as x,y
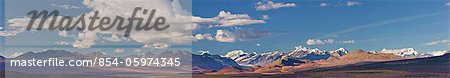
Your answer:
224,50 -> 248,59
379,48 -> 418,57
431,50 -> 449,56
222,46 -> 350,66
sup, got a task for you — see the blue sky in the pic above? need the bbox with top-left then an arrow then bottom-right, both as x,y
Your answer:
192,0 -> 449,54
0,0 -> 449,57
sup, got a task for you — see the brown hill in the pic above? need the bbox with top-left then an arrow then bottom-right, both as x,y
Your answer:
282,49 -> 407,73
315,49 -> 405,65
271,57 -> 307,66
210,49 -> 410,75
206,66 -> 254,75
312,53 -> 450,73
299,54 -> 450,77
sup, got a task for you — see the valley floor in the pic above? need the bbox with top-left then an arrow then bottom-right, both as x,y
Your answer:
193,70 -> 449,78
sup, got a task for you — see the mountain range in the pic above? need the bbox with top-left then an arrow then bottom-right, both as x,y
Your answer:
1,45 -> 449,77
9,46 -> 448,71
201,49 -> 449,77
6,50 -> 238,75
222,46 -> 445,67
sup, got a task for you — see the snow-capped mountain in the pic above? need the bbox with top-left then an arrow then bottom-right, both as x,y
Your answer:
330,48 -> 349,56
223,50 -> 285,66
415,50 -> 450,58
286,46 -> 311,58
287,46 -> 348,61
223,46 -> 349,66
192,52 -> 240,71
224,50 -> 248,60
379,48 -> 418,57
223,50 -> 258,63
430,50 -> 449,56
286,46 -> 329,59
416,53 -> 434,58
12,49 -> 240,71
245,51 -> 285,66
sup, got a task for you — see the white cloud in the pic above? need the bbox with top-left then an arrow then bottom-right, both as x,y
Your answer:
0,31 -> 20,36
6,0 -> 195,48
193,11 -> 266,27
113,48 -> 125,53
256,0 -> 296,11
319,1 -> 361,7
446,2 -> 450,6
215,30 -> 236,42
425,39 -> 450,46
84,0 -> 194,45
58,31 -> 69,37
55,41 -> 70,45
71,32 -> 97,48
219,18 -> 265,27
341,40 -> 355,44
0,17 -> 31,36
3,17 -> 57,37
196,28 -> 272,42
346,1 -> 361,6
256,43 -> 261,47
262,15 -> 270,20
306,39 -> 355,45
320,3 -> 328,7
101,34 -> 124,42
307,39 -> 326,45
194,33 -> 214,41
143,43 -> 169,49
323,39 -> 335,44
217,11 -> 252,20
51,4 -> 81,9
192,17 -> 216,23
72,40 -> 95,48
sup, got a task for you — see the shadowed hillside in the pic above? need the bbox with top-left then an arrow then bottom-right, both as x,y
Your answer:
296,53 -> 450,77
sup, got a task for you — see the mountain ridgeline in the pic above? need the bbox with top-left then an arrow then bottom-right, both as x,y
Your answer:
224,46 -> 350,66
3,45 -> 449,76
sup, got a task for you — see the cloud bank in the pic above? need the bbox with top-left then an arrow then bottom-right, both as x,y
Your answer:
425,39 -> 450,46
193,11 -> 266,27
256,0 -> 296,11
306,39 -> 355,45
195,28 -> 272,42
